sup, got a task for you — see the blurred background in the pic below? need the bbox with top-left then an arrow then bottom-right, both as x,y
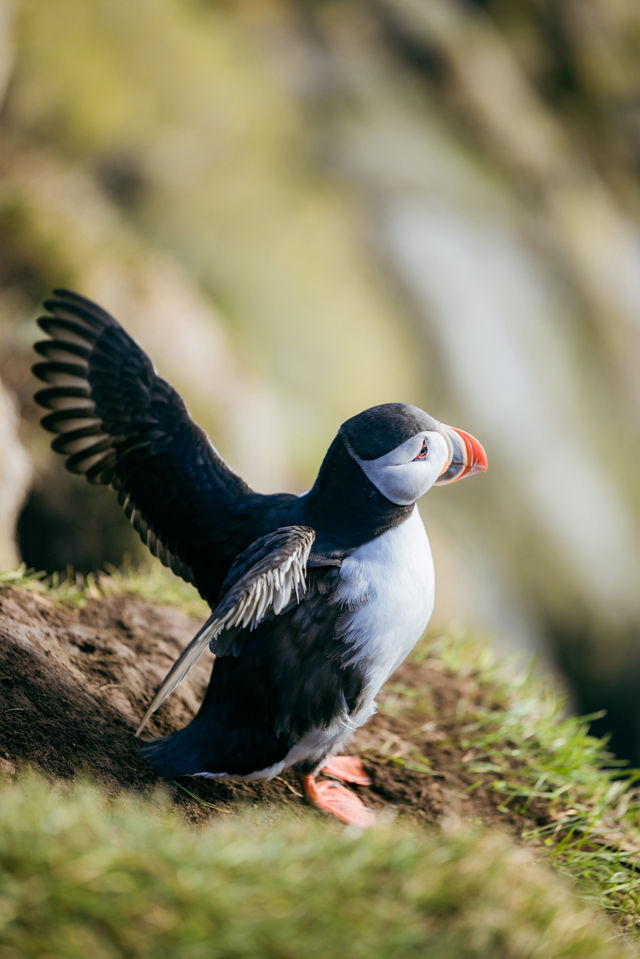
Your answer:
2,0 -> 640,761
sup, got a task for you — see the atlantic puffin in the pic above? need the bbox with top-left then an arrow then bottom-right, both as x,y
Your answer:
33,289 -> 487,826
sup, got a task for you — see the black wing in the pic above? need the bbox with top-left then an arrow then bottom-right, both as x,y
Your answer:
136,525 -> 315,735
33,289 -> 255,597
139,534 -> 365,778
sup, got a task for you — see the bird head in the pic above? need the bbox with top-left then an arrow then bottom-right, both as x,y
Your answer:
341,403 -> 487,506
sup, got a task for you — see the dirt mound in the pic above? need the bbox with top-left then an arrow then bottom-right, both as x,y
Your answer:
0,586 -> 505,826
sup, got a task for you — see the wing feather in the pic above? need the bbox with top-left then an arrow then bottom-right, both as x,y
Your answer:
33,289 -> 257,598
135,525 -> 315,735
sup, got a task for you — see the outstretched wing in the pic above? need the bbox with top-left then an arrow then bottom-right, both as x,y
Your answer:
33,289 -> 254,597
135,525 -> 315,735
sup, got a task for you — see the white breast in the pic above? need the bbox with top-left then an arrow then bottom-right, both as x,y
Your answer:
333,505 -> 435,721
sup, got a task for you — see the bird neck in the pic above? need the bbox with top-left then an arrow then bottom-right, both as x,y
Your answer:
304,434 -> 413,550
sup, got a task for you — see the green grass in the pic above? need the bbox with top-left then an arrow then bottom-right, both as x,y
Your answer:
2,576 -> 640,949
398,628 -> 640,932
0,562 -> 208,617
0,773 -> 633,959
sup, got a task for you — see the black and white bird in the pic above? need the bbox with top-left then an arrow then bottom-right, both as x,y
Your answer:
33,289 -> 487,826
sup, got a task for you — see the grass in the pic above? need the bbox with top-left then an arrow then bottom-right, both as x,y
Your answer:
2,574 -> 640,951
394,628 -> 640,933
0,773 -> 634,959
0,561 -> 208,617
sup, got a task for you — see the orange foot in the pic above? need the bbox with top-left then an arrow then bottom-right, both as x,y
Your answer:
322,755 -> 372,786
302,774 -> 375,827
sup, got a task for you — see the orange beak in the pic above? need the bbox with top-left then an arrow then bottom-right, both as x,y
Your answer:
436,425 -> 488,485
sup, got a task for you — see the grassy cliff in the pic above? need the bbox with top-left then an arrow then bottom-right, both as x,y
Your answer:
0,572 -> 639,956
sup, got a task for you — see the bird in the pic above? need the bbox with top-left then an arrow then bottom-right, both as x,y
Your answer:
33,288 -> 487,826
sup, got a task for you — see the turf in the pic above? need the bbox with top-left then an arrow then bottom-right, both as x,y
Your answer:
0,773 -> 634,959
2,574 -> 640,954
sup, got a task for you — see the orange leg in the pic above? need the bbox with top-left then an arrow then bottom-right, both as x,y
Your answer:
322,755 -> 372,786
302,774 -> 375,827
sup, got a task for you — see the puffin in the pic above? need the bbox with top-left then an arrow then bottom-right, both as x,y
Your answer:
33,289 -> 487,826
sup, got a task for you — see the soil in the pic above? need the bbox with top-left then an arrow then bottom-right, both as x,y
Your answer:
0,585 -> 510,829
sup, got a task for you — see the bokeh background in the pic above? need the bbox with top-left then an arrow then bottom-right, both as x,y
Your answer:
2,0 -> 640,760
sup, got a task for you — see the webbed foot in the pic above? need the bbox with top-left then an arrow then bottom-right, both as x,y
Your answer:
322,755 -> 372,786
302,774 -> 375,827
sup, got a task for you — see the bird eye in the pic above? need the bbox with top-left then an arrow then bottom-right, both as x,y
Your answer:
413,440 -> 428,461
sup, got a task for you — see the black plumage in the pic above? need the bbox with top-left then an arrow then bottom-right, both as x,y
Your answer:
142,565 -> 364,777
34,291 -> 295,601
33,290 -> 486,809
32,290 -> 418,781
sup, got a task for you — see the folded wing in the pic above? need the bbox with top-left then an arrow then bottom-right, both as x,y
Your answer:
135,525 -> 315,735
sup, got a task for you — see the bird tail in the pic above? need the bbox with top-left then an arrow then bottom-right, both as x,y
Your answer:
140,726 -> 209,779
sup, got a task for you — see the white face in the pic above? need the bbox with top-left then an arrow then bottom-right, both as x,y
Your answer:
352,430 -> 451,506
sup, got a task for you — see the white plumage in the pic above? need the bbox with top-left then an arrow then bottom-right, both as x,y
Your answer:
335,505 -> 435,718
